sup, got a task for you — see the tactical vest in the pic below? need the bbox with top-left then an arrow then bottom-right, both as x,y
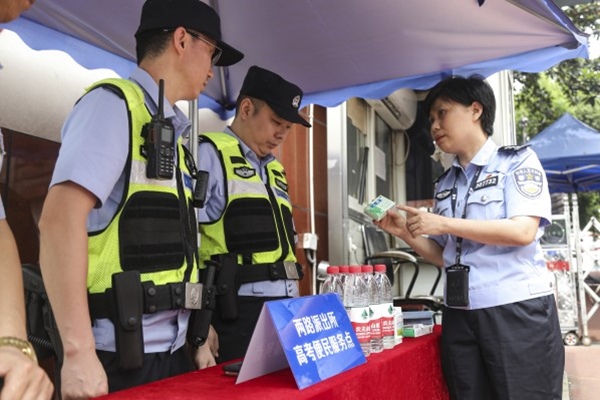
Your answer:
199,132 -> 296,266
86,79 -> 198,294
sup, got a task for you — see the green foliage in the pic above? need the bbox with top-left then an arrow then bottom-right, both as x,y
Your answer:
514,3 -> 600,224
514,3 -> 600,144
578,192 -> 600,226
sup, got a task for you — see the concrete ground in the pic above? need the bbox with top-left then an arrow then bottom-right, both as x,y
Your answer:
565,343 -> 600,400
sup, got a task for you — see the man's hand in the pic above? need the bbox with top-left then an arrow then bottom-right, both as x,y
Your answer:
193,325 -> 219,369
0,346 -> 54,400
60,349 -> 108,400
194,343 -> 216,369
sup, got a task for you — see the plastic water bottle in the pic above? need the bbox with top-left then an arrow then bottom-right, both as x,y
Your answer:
374,264 -> 395,349
394,306 -> 403,346
338,265 -> 350,291
363,265 -> 383,353
321,266 -> 343,304
345,266 -> 371,357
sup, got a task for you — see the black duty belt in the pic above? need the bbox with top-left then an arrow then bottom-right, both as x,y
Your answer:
238,261 -> 304,284
89,281 -> 203,320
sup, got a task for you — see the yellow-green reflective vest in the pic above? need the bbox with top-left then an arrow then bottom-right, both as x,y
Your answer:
86,78 -> 198,294
199,132 -> 296,267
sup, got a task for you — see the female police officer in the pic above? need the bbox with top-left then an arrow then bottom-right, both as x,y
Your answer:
375,75 -> 563,400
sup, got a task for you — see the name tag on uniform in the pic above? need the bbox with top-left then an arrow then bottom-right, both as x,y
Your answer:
474,175 -> 498,191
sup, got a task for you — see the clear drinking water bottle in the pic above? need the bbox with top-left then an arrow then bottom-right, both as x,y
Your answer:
345,266 -> 371,357
363,265 -> 383,353
374,264 -> 395,349
321,266 -> 343,304
338,265 -> 350,291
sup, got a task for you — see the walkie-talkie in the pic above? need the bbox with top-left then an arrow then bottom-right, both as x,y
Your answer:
143,79 -> 175,180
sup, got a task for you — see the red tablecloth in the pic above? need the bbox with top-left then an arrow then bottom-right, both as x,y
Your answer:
98,326 -> 448,400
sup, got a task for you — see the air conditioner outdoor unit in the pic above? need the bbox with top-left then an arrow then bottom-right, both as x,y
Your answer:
366,88 -> 418,130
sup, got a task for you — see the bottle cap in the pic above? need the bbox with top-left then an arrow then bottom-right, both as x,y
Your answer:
361,265 -> 373,273
339,266 -> 350,273
374,264 -> 386,272
349,266 -> 361,273
326,266 -> 340,274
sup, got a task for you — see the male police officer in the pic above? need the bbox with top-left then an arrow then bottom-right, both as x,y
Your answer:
38,0 -> 243,397
198,66 -> 311,362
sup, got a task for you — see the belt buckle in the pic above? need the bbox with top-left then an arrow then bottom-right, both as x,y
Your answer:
185,283 -> 203,310
283,261 -> 299,280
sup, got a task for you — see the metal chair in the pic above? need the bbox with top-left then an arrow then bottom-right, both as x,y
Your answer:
361,224 -> 443,311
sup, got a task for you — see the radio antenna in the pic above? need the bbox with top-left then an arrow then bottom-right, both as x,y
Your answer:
157,79 -> 165,120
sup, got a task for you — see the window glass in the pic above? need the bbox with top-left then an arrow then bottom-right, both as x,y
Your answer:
374,114 -> 392,199
346,118 -> 368,203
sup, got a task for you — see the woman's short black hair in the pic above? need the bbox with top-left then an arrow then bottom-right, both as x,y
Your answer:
423,74 -> 496,136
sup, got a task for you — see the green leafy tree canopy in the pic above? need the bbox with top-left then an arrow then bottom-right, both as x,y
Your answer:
514,3 -> 600,223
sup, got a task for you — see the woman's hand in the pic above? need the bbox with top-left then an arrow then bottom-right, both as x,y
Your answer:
373,205 -> 410,240
399,205 -> 448,238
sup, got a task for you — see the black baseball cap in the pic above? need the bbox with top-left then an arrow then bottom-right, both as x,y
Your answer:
135,0 -> 243,67
239,66 -> 311,128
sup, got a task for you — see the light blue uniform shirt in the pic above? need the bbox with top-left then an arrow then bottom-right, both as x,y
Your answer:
50,67 -> 192,353
430,138 -> 553,310
197,128 -> 298,298
0,131 -> 5,220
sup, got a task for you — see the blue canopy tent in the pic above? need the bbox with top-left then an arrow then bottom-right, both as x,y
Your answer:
0,0 -> 589,120
528,113 -> 600,193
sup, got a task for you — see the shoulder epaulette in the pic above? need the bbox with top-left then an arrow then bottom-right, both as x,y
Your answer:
498,144 -> 530,153
434,167 -> 452,184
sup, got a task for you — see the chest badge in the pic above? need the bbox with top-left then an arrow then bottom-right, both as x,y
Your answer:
435,189 -> 452,200
234,166 -> 256,179
514,168 -> 543,198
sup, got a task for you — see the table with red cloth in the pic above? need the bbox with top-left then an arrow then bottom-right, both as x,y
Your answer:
97,325 -> 448,400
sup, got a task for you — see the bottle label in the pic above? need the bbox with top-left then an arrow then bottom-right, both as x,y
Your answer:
349,306 -> 371,343
369,305 -> 382,339
381,303 -> 395,337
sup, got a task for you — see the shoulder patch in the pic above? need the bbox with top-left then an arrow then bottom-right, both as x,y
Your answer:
514,167 -> 543,198
499,144 -> 530,154
234,166 -> 256,179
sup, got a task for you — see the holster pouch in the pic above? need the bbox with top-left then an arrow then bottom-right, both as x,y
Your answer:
112,271 -> 144,370
187,261 -> 218,348
214,254 -> 240,320
192,170 -> 209,208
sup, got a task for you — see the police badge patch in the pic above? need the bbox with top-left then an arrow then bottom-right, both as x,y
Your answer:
234,166 -> 256,179
292,95 -> 301,109
514,168 -> 543,198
